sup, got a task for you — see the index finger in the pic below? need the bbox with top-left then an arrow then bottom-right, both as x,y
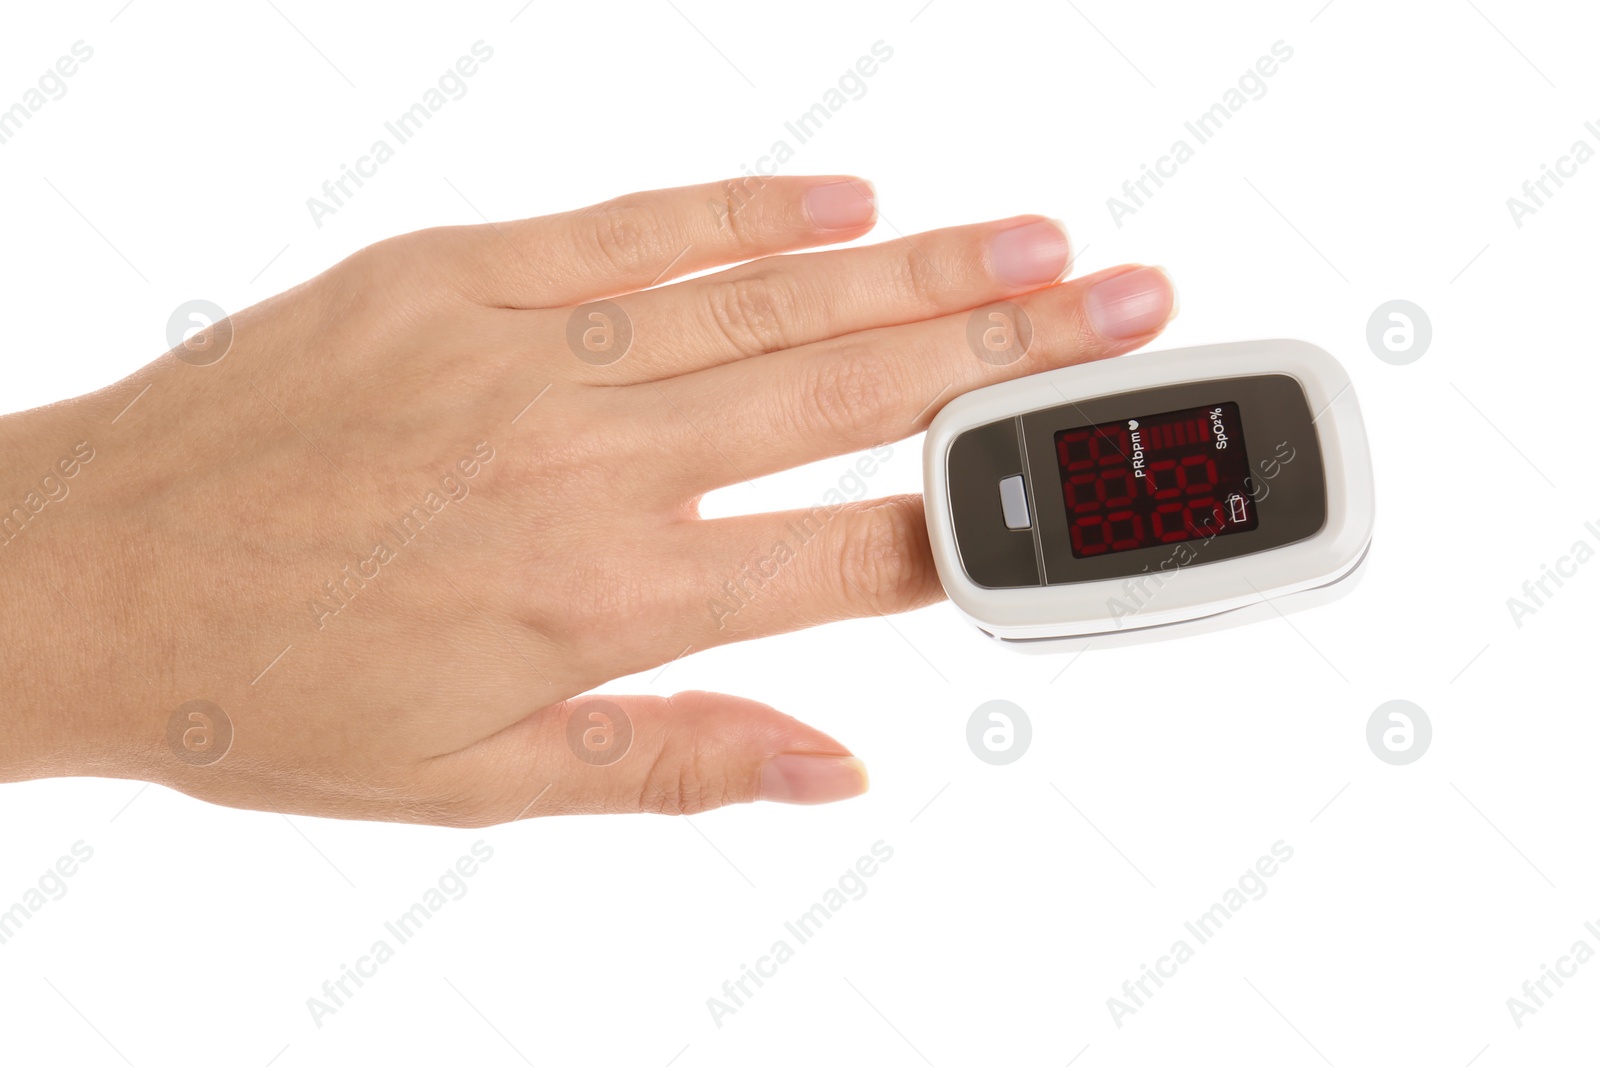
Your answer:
453,176 -> 879,308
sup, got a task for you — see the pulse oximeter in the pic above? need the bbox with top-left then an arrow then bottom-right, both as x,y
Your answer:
922,340 -> 1375,648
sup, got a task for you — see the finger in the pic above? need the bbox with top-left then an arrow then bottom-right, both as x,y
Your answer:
680,495 -> 944,646
430,691 -> 869,822
648,264 -> 1177,495
567,215 -> 1071,384
454,176 -> 878,309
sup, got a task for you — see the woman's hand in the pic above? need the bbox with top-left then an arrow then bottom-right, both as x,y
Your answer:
0,176 -> 1175,824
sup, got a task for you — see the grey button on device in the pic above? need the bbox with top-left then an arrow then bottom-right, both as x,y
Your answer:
998,474 -> 1031,530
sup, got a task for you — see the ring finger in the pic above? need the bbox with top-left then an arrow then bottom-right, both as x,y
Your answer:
571,215 -> 1073,384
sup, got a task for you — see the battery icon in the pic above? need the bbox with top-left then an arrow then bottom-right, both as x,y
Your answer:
1227,493 -> 1249,524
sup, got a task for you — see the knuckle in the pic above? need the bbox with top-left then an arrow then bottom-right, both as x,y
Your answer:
338,234 -> 413,287
345,226 -> 506,309
715,178 -> 766,251
895,245 -> 954,310
706,271 -> 801,356
801,344 -> 896,449
428,788 -> 505,829
331,253 -> 415,318
636,748 -> 732,816
585,195 -> 670,272
716,180 -> 747,245
442,806 -> 502,830
551,566 -> 635,639
837,501 -> 934,613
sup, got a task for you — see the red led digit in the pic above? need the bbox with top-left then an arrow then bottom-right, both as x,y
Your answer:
1147,458 -> 1180,500
1106,509 -> 1142,551
1071,515 -> 1109,556
1152,500 -> 1187,543
1183,496 -> 1218,537
1056,401 -> 1259,559
1066,471 -> 1102,513
1058,429 -> 1095,472
1093,425 -> 1130,465
1099,467 -> 1135,508
1179,453 -> 1216,494
1087,430 -> 1111,467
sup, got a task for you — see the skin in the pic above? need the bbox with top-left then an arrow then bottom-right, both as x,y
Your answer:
0,176 -> 1174,825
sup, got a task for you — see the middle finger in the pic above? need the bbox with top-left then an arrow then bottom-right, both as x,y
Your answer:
571,216 -> 1072,384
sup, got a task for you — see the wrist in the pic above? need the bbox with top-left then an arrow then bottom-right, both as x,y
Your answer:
0,395 -> 148,782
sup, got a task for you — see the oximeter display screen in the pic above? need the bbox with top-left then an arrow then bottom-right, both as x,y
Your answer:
1054,401 -> 1258,558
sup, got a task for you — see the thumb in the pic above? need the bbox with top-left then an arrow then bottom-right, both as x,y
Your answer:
434,691 -> 870,823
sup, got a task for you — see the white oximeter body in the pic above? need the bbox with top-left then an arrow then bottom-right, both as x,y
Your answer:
922,340 -> 1374,648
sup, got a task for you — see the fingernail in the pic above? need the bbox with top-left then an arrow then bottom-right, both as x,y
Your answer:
804,179 -> 876,231
759,754 -> 869,805
989,218 -> 1070,288
1084,265 -> 1176,340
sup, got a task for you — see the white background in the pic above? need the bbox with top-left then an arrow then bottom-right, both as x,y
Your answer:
1,1 -> 1596,1063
